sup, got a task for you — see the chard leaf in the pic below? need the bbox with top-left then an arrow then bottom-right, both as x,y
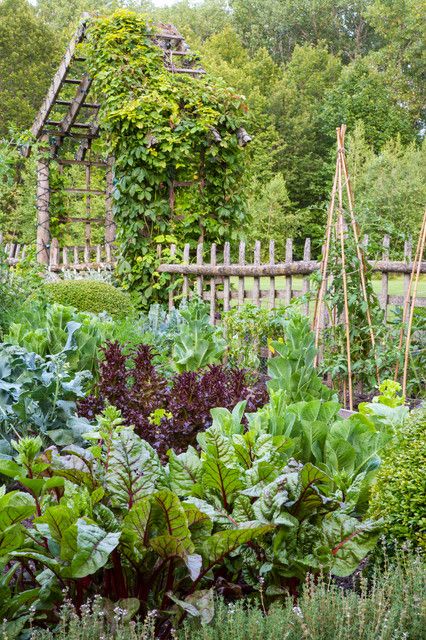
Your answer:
35,505 -> 76,543
324,513 -> 381,577
182,502 -> 213,546
169,588 -> 215,623
106,428 -> 162,508
0,524 -> 24,555
291,463 -> 333,519
201,459 -> 242,508
150,535 -> 202,580
0,491 -> 36,530
61,519 -> 120,578
122,499 -> 152,549
201,525 -> 274,572
168,447 -> 201,496
152,489 -> 193,552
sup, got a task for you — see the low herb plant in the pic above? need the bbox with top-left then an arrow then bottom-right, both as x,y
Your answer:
7,550 -> 423,639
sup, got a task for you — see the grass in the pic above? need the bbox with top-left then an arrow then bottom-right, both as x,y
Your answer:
18,550 -> 425,640
235,275 -> 426,298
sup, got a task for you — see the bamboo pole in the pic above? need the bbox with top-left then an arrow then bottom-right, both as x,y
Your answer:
402,210 -> 426,395
337,149 -> 353,411
337,125 -> 380,385
313,160 -> 339,360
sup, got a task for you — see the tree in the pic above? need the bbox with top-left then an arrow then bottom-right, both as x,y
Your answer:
0,0 -> 60,136
271,43 -> 342,210
35,0 -> 137,39
155,0 -> 230,42
319,57 -> 416,154
201,27 -> 283,187
365,0 -> 425,129
346,126 -> 426,254
246,174 -> 309,260
230,0 -> 378,64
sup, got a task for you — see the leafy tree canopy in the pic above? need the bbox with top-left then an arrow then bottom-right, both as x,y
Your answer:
0,0 -> 60,136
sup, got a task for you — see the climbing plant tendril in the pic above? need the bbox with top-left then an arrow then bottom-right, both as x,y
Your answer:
85,10 -> 250,307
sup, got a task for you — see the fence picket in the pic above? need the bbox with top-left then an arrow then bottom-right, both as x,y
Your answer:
196,243 -> 203,299
285,238 -> 293,305
223,242 -> 231,312
253,240 -> 261,306
238,241 -> 245,307
168,244 -> 176,310
182,243 -> 190,300
302,238 -> 311,315
381,234 -> 390,318
210,244 -> 217,324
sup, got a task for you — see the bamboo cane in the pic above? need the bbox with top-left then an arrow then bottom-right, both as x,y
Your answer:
313,160 -> 339,363
395,210 -> 426,381
337,125 -> 380,385
337,146 -> 353,411
402,210 -> 426,395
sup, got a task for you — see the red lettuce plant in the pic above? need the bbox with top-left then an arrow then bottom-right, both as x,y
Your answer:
78,341 -> 267,455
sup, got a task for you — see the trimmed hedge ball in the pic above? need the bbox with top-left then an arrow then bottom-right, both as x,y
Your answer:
45,280 -> 134,319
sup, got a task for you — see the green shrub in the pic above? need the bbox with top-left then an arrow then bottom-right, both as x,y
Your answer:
369,407 -> 426,549
45,280 -> 134,319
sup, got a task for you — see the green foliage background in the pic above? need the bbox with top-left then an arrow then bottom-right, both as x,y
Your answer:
0,0 -> 424,256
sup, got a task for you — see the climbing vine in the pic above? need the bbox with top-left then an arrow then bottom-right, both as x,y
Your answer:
85,10 -> 250,306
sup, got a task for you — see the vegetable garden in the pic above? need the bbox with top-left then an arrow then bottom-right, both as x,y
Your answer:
0,7 -> 425,640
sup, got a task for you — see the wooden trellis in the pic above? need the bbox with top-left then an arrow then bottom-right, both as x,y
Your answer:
25,16 -> 207,263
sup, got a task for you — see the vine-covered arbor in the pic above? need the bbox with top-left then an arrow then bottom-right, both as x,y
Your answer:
27,15 -> 207,263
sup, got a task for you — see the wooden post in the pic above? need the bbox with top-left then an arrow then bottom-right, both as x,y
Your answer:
49,237 -> 60,270
36,157 -> 50,264
105,156 -> 116,243
85,162 -> 91,243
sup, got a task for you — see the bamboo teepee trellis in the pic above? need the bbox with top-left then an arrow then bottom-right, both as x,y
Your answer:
312,125 -> 380,410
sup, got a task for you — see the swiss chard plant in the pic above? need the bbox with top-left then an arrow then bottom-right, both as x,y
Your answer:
0,412 -> 272,637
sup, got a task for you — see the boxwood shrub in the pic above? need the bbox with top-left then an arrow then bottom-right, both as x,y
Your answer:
369,407 -> 426,549
45,280 -> 134,319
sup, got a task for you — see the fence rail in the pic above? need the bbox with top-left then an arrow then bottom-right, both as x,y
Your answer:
2,235 -> 425,319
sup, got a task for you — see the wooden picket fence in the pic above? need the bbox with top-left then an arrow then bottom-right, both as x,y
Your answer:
2,235 -> 426,324
157,236 -> 426,324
